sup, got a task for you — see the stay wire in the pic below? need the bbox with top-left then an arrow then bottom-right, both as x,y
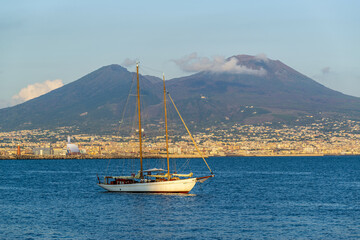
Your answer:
118,72 -> 136,135
167,92 -> 213,174
139,67 -> 169,172
106,72 -> 136,177
140,64 -> 163,74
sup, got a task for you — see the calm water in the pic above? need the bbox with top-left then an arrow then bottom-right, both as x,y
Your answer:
1,156 -> 359,239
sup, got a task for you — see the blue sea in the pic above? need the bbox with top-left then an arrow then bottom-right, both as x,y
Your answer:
1,156 -> 359,239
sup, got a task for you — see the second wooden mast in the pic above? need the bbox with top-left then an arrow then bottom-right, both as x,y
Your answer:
137,64 -> 170,180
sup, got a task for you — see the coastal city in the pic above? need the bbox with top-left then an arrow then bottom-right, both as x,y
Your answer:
1,117 -> 359,159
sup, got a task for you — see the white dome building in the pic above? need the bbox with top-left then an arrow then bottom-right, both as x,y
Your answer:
67,136 -> 80,155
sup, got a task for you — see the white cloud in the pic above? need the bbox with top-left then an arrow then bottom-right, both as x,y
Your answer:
173,53 -> 266,76
122,58 -> 137,67
12,79 -> 64,104
255,53 -> 269,62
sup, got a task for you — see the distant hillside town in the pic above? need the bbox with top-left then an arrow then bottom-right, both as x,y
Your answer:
1,118 -> 359,159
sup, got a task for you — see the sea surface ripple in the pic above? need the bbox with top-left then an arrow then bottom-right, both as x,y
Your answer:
1,156 -> 359,239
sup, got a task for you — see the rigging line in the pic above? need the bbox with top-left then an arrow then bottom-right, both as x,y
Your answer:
132,157 -> 134,174
131,100 -> 138,140
173,159 -> 177,173
118,72 -> 136,134
138,67 -> 165,88
113,72 -> 136,175
178,158 -> 191,173
104,148 -> 112,176
140,73 -> 164,92
129,71 -> 139,137
167,93 -> 214,175
138,74 -> 150,159
146,155 -> 150,170
120,155 -> 125,175
167,99 -> 180,173
140,64 -> 163,74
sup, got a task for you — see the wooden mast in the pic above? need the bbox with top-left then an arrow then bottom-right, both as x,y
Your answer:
137,63 -> 143,178
163,73 -> 170,180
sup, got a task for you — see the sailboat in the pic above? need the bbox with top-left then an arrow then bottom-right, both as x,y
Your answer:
97,63 -> 214,193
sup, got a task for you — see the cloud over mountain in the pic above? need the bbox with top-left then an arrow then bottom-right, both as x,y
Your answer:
122,58 -> 137,67
12,79 -> 64,104
254,53 -> 269,62
173,52 -> 266,76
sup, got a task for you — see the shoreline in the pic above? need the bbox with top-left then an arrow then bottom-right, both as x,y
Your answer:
1,153 -> 359,160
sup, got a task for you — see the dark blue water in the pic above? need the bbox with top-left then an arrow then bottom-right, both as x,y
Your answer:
1,156 -> 360,239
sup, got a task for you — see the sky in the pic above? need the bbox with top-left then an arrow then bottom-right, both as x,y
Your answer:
1,0 -> 359,108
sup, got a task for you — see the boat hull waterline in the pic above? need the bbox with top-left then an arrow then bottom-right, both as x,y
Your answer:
98,178 -> 197,193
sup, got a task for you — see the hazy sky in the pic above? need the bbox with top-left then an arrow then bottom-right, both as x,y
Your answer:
1,0 -> 359,108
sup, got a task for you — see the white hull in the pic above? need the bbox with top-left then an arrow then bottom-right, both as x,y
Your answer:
98,178 -> 197,193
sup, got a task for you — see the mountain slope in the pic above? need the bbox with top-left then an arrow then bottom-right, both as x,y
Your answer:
1,55 -> 359,133
0,65 -> 162,132
166,55 -> 360,124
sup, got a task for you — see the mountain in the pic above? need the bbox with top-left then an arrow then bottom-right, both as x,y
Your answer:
165,55 -> 360,124
0,65 -> 162,133
1,55 -> 360,133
